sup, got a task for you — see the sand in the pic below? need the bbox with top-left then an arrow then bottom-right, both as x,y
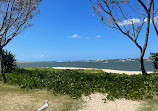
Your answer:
52,67 -> 153,75
79,93 -> 143,111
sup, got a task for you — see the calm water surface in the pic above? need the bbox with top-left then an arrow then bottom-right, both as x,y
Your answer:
17,60 -> 154,71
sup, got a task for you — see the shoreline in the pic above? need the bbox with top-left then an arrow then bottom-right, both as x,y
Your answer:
52,67 -> 153,75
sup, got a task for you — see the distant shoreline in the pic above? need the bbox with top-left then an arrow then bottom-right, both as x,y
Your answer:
17,58 -> 152,63
51,67 -> 153,75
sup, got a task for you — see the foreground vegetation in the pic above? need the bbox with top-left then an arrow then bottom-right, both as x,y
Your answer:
1,68 -> 157,101
138,96 -> 158,111
0,82 -> 81,111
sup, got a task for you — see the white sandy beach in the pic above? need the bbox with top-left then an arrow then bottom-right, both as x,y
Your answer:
52,67 -> 153,75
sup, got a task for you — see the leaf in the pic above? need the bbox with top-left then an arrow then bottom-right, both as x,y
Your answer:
107,17 -> 113,25
92,6 -> 96,11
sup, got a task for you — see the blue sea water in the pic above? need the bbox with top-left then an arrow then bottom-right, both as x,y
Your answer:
17,59 -> 154,71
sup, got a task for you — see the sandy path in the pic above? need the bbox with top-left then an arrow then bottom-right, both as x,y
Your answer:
79,93 -> 143,111
52,67 -> 153,75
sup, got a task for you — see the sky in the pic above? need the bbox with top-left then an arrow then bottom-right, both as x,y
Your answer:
4,0 -> 158,62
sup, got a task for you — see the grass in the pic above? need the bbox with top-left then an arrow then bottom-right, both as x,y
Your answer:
138,96 -> 158,111
0,82 -> 82,111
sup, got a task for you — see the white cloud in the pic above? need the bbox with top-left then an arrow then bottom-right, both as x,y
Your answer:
69,34 -> 102,39
143,18 -> 147,23
143,18 -> 152,23
96,35 -> 101,38
154,16 -> 158,22
92,14 -> 95,16
72,34 -> 78,38
40,55 -> 51,59
144,16 -> 158,23
70,34 -> 81,38
118,18 -> 141,26
116,15 -> 158,26
143,16 -> 158,23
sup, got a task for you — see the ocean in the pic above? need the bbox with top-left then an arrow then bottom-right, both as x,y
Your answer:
17,59 -> 154,71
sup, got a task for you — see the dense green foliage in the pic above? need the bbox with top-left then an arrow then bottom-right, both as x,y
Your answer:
3,68 -> 158,100
150,53 -> 158,60
150,52 -> 158,72
3,50 -> 16,73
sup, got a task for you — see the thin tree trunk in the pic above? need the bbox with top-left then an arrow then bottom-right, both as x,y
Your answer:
0,48 -> 6,83
138,4 -> 151,77
139,53 -> 147,78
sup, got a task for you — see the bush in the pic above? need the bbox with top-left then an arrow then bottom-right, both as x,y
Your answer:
150,53 -> 158,72
5,68 -> 158,100
3,50 -> 16,73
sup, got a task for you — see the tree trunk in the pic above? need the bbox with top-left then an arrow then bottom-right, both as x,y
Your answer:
139,54 -> 147,78
138,9 -> 151,78
0,48 -> 6,83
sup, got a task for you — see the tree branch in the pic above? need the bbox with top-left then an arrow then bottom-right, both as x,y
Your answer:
152,1 -> 158,36
0,0 -> 10,33
103,1 -> 142,51
137,0 -> 149,13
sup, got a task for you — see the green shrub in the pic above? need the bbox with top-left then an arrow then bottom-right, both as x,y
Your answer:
3,50 -> 16,73
150,53 -> 158,72
4,68 -> 158,100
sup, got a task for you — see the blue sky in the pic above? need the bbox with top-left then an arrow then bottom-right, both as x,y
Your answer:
4,0 -> 158,62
